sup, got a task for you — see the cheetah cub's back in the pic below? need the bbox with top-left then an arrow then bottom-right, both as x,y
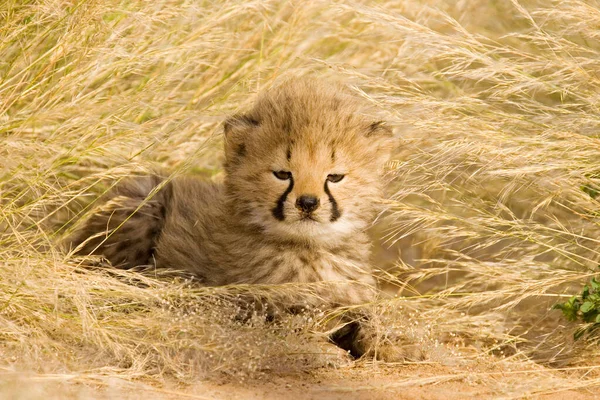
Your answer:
67,77 -> 406,360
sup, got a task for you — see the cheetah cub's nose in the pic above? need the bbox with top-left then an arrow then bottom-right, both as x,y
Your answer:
296,195 -> 320,213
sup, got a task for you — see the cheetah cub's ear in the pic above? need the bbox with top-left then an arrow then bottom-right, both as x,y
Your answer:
365,120 -> 396,163
366,121 -> 392,138
223,114 -> 259,162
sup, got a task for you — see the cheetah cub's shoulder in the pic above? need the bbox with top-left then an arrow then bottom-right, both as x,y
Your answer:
68,78 -> 406,360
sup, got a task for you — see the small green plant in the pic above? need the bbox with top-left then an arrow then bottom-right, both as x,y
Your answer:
557,177 -> 600,338
554,274 -> 600,339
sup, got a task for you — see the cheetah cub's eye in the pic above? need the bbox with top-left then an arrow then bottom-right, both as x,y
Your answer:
273,170 -> 292,180
327,174 -> 345,183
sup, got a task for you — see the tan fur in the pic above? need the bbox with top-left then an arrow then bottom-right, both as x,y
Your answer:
66,78 -> 412,361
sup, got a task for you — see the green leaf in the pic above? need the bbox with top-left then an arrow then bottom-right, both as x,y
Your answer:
554,296 -> 580,321
567,295 -> 580,308
580,301 -> 595,313
591,278 -> 600,291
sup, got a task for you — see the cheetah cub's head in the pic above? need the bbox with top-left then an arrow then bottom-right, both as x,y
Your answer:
223,78 -> 394,245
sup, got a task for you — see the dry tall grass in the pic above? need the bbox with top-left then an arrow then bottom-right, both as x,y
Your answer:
2,0 -> 600,397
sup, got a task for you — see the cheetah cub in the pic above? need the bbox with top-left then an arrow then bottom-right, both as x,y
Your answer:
68,78 -> 414,361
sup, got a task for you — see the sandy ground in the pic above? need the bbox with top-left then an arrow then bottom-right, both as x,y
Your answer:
5,363 -> 599,400
171,365 -> 598,400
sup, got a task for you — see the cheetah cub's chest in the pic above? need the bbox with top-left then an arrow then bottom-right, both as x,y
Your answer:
231,241 -> 377,307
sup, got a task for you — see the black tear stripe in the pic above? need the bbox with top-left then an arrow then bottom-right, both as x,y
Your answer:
272,176 -> 294,221
324,181 -> 341,222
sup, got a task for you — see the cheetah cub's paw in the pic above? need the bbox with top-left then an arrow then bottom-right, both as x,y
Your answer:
363,340 -> 425,363
313,341 -> 354,368
330,320 -> 425,363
